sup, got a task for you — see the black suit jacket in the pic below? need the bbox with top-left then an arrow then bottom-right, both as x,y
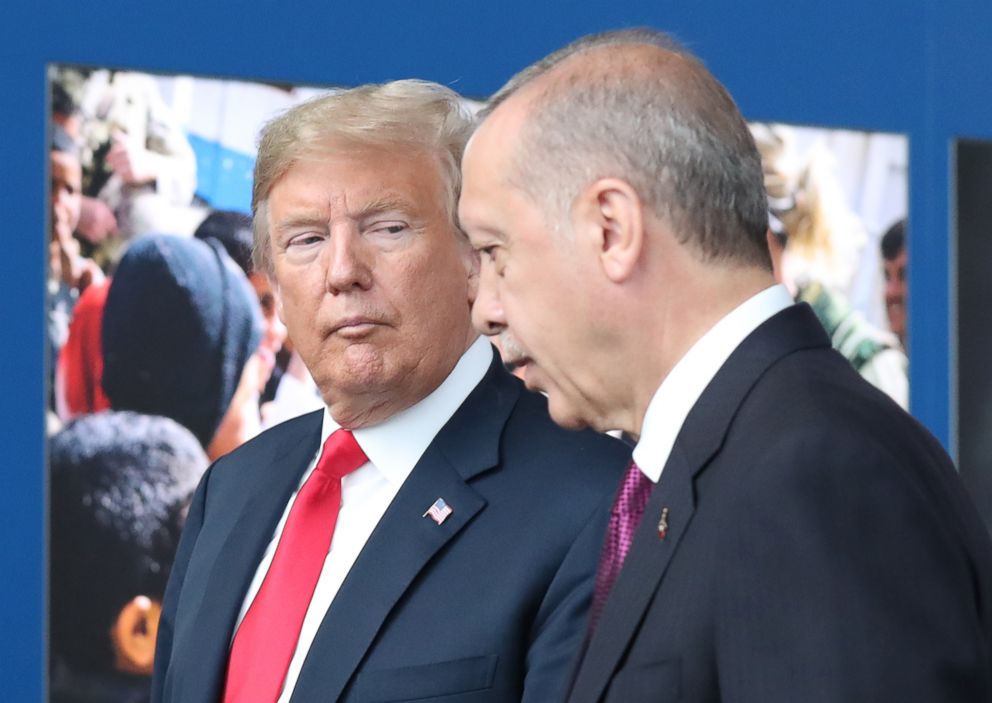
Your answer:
568,304 -> 992,702
152,352 -> 629,703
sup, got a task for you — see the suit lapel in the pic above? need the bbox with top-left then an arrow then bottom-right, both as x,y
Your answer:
569,446 -> 696,703
289,352 -> 520,702
289,448 -> 488,702
569,304 -> 830,702
173,411 -> 323,703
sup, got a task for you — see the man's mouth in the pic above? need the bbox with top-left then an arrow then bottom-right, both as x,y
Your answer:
505,356 -> 538,388
329,316 -> 385,338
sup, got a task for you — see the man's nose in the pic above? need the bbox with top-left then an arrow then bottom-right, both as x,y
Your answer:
324,228 -> 373,294
471,267 -> 507,336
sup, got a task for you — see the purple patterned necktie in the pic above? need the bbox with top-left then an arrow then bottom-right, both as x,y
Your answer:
589,461 -> 654,629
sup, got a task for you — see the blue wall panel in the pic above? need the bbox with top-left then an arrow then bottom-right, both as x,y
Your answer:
2,0 -> 989,697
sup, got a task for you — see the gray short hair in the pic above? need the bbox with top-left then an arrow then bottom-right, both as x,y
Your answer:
251,79 -> 474,274
487,29 -> 771,270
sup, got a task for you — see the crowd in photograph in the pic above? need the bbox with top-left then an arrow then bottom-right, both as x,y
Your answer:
47,68 -> 321,702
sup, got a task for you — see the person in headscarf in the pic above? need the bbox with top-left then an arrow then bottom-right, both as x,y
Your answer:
101,233 -> 263,459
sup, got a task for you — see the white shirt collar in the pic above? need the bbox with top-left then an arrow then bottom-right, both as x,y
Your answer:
632,284 -> 794,483
319,335 -> 492,486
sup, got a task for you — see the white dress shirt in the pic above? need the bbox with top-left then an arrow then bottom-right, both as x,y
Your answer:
233,336 -> 492,702
633,284 -> 794,483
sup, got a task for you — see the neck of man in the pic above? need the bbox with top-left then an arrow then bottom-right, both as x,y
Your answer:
618,261 -> 776,439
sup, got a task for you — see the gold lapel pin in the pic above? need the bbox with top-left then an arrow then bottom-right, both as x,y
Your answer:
658,507 -> 669,540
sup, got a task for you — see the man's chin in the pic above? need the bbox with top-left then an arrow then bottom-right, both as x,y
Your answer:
544,394 -> 590,432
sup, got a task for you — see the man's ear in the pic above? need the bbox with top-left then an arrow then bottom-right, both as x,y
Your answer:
573,178 -> 644,283
109,595 -> 162,676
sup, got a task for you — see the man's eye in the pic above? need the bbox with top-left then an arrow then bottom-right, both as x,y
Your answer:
477,246 -> 507,277
369,223 -> 408,237
288,233 -> 323,247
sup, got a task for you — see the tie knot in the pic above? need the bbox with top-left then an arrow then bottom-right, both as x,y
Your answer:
314,429 -> 368,480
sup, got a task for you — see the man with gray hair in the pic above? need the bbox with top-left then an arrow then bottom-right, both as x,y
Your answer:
461,29 -> 992,702
151,80 -> 628,703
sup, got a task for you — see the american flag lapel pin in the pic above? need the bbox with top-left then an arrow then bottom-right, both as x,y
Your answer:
423,497 -> 453,525
658,507 -> 669,540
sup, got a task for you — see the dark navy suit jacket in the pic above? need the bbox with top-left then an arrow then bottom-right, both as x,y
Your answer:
151,352 -> 629,702
568,304 -> 992,703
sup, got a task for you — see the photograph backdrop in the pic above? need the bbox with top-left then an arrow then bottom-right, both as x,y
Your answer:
3,0 -> 992,698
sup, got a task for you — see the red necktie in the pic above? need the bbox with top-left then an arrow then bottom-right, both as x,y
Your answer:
223,429 -> 368,703
589,461 -> 653,630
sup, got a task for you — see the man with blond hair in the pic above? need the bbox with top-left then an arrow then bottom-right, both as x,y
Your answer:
151,80 -> 628,703
461,29 -> 992,702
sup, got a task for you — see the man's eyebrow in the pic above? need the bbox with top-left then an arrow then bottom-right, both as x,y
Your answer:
465,220 -> 507,242
353,196 -> 416,221
273,211 -> 327,233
